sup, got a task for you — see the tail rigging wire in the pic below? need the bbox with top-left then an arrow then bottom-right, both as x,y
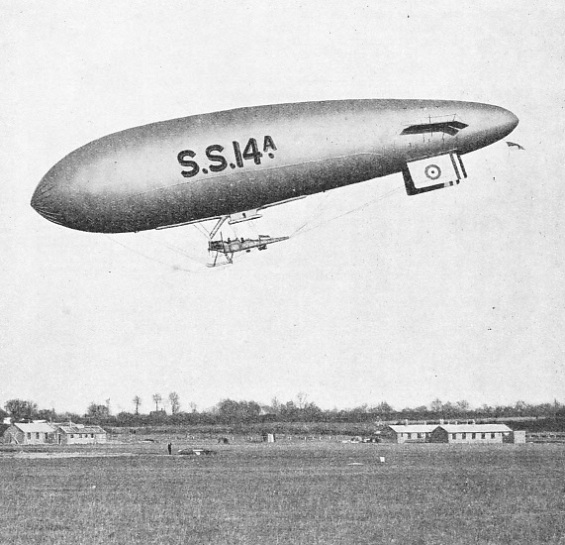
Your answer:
290,186 -> 402,239
104,185 -> 402,269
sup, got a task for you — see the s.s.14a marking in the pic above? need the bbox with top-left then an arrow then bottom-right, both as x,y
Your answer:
178,136 -> 277,178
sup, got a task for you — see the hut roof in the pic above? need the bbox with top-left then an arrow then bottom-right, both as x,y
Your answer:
56,424 -> 106,435
12,422 -> 56,433
435,424 -> 512,433
386,425 -> 438,433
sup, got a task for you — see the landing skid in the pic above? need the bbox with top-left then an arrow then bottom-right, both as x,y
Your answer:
206,215 -> 288,267
207,246 -> 234,268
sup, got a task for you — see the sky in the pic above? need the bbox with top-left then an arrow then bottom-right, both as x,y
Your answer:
1,1 -> 564,416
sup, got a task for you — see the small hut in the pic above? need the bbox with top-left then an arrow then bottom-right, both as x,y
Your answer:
54,423 -> 107,445
3,421 -> 57,445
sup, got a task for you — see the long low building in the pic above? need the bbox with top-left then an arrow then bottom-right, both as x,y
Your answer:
428,424 -> 512,444
378,423 -> 519,444
55,423 -> 107,445
3,422 -> 57,445
380,424 -> 438,443
3,421 -> 107,445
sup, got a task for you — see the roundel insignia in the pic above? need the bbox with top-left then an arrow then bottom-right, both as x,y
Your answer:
425,164 -> 441,180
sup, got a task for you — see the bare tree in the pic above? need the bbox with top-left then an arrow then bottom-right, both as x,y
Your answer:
4,399 -> 38,421
169,392 -> 181,415
456,400 -> 470,414
86,402 -> 109,420
133,396 -> 141,415
296,392 -> 308,410
514,400 -> 529,415
270,396 -> 282,415
152,393 -> 162,412
375,401 -> 393,418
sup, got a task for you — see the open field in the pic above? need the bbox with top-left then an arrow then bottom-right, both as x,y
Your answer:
0,440 -> 564,545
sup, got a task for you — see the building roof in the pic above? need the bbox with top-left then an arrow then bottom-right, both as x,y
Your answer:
435,424 -> 512,433
12,422 -> 56,433
56,424 -> 106,435
386,425 -> 438,433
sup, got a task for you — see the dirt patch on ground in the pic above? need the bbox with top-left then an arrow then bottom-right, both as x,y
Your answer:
10,451 -> 139,459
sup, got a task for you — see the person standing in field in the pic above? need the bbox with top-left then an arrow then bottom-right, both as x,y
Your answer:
167,442 -> 172,455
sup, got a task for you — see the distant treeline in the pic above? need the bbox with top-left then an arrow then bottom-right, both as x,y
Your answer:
2,397 -> 564,430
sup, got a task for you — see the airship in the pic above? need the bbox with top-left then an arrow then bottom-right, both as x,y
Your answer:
31,99 -> 518,264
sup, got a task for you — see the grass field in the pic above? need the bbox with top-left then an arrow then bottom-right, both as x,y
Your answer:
0,439 -> 564,545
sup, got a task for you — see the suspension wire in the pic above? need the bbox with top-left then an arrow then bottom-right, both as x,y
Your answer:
290,190 -> 332,237
137,232 -> 207,265
247,218 -> 260,237
291,186 -> 402,239
194,222 -> 212,238
103,186 -> 402,271
103,235 -> 197,272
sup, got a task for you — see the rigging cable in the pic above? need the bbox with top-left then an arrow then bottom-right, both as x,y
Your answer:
104,185 -> 402,270
289,190 -> 332,237
291,186 -> 402,239
192,222 -> 211,239
103,235 -> 197,272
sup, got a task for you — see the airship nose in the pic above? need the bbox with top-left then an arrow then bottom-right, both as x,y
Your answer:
30,172 -> 67,227
496,106 -> 519,136
482,104 -> 519,141
31,154 -> 146,233
457,103 -> 519,153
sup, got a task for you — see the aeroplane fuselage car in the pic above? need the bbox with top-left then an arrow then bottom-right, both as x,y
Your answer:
32,99 -> 518,237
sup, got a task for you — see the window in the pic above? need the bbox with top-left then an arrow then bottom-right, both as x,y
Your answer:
70,434 -> 74,438
491,433 -> 495,439
481,433 -> 486,439
452,434 -> 457,440
462,433 -> 467,439
91,434 -> 94,438
36,433 -> 40,439
401,121 -> 468,136
27,433 -> 31,439
472,433 -> 476,439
